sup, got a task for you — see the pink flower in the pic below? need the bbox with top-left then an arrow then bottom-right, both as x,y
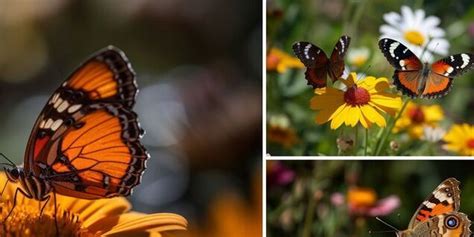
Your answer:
267,161 -> 295,186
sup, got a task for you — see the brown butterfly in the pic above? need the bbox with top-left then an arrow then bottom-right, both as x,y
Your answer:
292,35 -> 351,88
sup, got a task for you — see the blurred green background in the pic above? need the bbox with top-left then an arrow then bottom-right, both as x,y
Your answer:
0,1 -> 261,236
266,0 -> 474,156
267,160 -> 474,237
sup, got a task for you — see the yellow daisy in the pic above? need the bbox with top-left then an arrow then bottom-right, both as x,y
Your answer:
0,172 -> 187,237
443,123 -> 474,156
266,48 -> 304,73
393,101 -> 444,139
310,73 -> 402,129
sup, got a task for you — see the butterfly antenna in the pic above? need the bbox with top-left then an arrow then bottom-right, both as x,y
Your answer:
0,153 -> 15,167
357,64 -> 372,81
369,230 -> 397,235
375,216 -> 400,232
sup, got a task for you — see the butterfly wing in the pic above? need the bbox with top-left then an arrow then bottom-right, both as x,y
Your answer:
402,212 -> 472,237
292,41 -> 329,88
421,53 -> 474,98
378,38 -> 424,97
328,35 -> 351,82
407,178 -> 461,230
24,46 -> 148,199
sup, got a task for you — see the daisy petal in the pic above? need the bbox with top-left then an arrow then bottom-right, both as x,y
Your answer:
383,12 -> 401,27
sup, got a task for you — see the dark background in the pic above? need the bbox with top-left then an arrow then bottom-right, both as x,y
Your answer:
0,0 -> 262,235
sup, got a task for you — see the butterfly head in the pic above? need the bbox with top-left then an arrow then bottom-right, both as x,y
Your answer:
4,166 -> 23,183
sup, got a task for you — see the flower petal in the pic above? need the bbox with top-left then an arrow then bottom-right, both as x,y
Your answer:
96,213 -> 187,236
360,105 -> 386,127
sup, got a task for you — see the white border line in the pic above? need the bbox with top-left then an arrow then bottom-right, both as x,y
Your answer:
262,0 -> 267,236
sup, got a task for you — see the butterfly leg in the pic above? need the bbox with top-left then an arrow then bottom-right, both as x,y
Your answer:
39,195 -> 51,216
53,190 -> 59,237
5,187 -> 30,221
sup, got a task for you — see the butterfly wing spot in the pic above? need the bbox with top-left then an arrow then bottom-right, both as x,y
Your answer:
49,93 -> 60,105
57,100 -> 70,113
389,42 -> 400,57
50,119 -> 63,131
67,104 -> 82,114
460,54 -> 470,68
44,119 -> 54,129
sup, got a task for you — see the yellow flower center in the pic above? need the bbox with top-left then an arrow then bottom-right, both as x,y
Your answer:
408,106 -> 425,124
352,55 -> 368,67
0,200 -> 91,237
404,30 -> 425,46
466,138 -> 474,149
344,86 -> 371,106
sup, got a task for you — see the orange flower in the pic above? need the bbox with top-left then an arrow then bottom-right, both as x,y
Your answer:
185,174 -> 261,237
0,172 -> 187,236
267,115 -> 298,148
266,48 -> 304,73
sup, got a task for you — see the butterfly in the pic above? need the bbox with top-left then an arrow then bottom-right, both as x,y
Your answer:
378,38 -> 474,99
292,35 -> 351,88
397,178 -> 471,237
1,46 -> 148,222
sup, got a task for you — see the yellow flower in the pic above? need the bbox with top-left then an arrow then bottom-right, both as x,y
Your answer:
266,48 -> 304,73
267,114 -> 299,148
443,123 -> 474,156
393,101 -> 444,139
0,172 -> 187,237
310,73 -> 402,129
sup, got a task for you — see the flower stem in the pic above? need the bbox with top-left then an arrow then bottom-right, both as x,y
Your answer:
354,126 -> 358,155
364,128 -> 369,156
374,98 -> 410,155
302,188 -> 317,237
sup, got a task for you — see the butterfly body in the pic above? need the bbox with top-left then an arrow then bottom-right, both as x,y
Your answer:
379,38 -> 474,98
396,178 -> 471,237
4,46 -> 148,201
292,35 -> 351,88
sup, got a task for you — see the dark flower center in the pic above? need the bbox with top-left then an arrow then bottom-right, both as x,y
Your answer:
466,139 -> 474,149
408,107 -> 425,124
344,86 -> 370,106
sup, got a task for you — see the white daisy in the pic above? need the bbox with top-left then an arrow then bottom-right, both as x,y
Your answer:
347,47 -> 370,68
380,5 -> 449,63
422,125 -> 446,142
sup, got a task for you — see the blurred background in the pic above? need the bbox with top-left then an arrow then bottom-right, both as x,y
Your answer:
267,0 -> 474,156
267,160 -> 474,237
0,0 -> 262,236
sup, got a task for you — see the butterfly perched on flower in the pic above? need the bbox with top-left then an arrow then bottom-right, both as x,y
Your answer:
379,38 -> 474,99
2,46 -> 148,223
292,35 -> 351,88
396,178 -> 471,237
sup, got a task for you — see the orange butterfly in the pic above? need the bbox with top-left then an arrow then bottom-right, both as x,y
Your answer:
1,46 -> 148,224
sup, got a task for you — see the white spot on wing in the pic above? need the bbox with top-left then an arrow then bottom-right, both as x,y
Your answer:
460,54 -> 470,68
57,100 -> 70,113
54,97 -> 63,109
389,42 -> 400,58
39,120 -> 46,128
50,93 -> 59,105
44,118 -> 53,129
67,104 -> 82,113
50,119 -> 63,131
